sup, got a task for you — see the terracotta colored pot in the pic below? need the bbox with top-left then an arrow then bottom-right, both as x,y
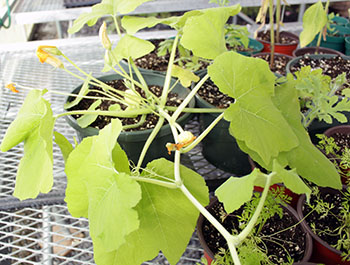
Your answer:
257,31 -> 299,56
292,46 -> 344,57
197,197 -> 313,264
297,187 -> 350,265
323,125 -> 350,184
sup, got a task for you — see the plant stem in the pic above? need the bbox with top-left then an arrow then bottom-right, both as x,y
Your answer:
131,176 -> 177,189
55,108 -> 151,119
269,0 -> 275,68
165,106 -> 225,113
276,0 -> 281,44
135,117 -> 165,171
112,15 -> 122,38
236,172 -> 274,243
172,74 -> 210,122
122,114 -> 146,130
160,33 -> 180,106
181,112 -> 225,153
316,0 -> 330,53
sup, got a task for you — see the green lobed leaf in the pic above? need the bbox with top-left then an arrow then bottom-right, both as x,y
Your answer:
77,99 -> 102,128
171,65 -> 200,87
180,5 -> 241,59
272,160 -> 311,199
54,131 -> 73,163
215,170 -> 257,213
103,35 -> 155,72
0,90 -> 55,200
1,90 -> 48,152
208,51 -> 299,165
299,1 -> 327,47
88,171 -> 141,252
65,119 -> 130,217
121,16 -> 178,35
105,0 -> 154,15
94,158 -> 209,265
272,81 -> 342,189
68,3 -> 113,34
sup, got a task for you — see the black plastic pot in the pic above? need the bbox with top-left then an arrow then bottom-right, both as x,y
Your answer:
65,72 -> 195,167
292,46 -> 344,57
297,186 -> 350,265
195,94 -> 251,177
197,197 -> 313,264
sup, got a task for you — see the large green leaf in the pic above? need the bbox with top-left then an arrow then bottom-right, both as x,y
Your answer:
94,158 -> 209,265
121,16 -> 178,34
105,0 -> 154,15
68,3 -> 113,34
88,171 -> 141,252
121,10 -> 203,34
1,90 -> 48,151
65,119 -> 141,252
0,90 -> 55,200
208,52 -> 299,165
215,170 -> 258,213
299,1 -> 327,47
68,0 -> 153,34
103,34 -> 155,72
180,5 -> 241,59
272,82 -> 341,189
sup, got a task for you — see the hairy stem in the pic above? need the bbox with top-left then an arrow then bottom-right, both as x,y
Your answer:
269,0 -> 275,68
131,176 -> 177,189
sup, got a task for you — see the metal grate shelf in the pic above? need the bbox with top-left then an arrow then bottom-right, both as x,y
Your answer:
0,33 -> 232,264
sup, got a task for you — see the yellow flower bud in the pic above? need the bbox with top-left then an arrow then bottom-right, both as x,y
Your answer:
99,22 -> 112,50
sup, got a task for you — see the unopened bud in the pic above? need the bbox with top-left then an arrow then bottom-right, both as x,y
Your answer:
99,22 -> 112,50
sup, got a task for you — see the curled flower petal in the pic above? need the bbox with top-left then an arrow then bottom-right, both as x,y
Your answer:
99,22 -> 112,50
36,46 -> 64,68
6,83 -> 19,93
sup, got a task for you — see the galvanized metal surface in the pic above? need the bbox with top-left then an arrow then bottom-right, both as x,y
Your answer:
0,33 -> 231,264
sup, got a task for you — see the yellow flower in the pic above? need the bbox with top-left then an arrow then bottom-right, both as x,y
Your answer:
36,46 -> 64,68
6,83 -> 18,93
99,22 -> 112,50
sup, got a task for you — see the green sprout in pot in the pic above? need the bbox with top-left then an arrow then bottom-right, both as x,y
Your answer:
0,0 -> 346,264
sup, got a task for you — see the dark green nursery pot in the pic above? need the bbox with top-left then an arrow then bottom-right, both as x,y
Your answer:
310,24 -> 350,53
195,95 -> 251,176
236,37 -> 264,56
65,72 -> 195,167
345,37 -> 350,56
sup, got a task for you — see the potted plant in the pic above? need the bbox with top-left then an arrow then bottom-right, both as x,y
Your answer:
197,189 -> 313,264
299,0 -> 350,55
0,1 -> 344,264
297,186 -> 350,265
253,0 -> 297,76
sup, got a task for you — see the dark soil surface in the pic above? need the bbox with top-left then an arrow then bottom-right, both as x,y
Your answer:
290,55 -> 350,80
68,79 -> 183,131
134,39 -> 209,72
197,79 -> 234,109
302,188 -> 346,250
290,55 -> 350,94
257,31 -> 298,45
202,199 -> 307,264
254,53 -> 292,76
